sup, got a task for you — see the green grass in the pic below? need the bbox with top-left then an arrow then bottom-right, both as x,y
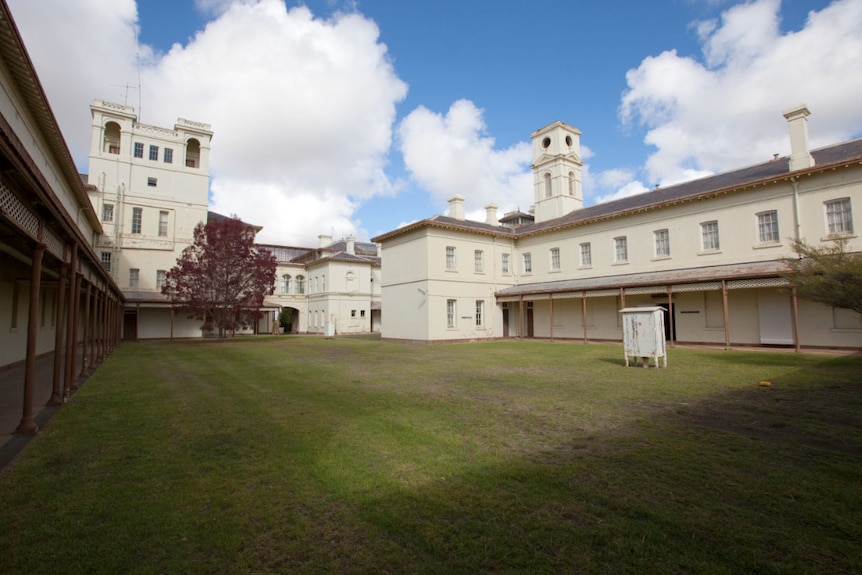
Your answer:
1,337 -> 860,574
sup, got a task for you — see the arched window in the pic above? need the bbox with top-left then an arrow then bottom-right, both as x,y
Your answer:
281,274 -> 291,294
568,172 -> 575,196
346,271 -> 356,292
544,173 -> 552,198
296,275 -> 306,294
185,138 -> 201,168
103,121 -> 121,154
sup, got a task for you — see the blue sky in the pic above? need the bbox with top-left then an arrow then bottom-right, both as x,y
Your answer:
9,0 -> 862,246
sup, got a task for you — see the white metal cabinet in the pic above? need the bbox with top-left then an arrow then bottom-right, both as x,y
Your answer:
620,307 -> 667,368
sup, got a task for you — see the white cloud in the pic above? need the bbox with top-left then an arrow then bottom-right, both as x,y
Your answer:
398,99 -> 532,219
8,0 -> 407,246
618,0 -> 862,191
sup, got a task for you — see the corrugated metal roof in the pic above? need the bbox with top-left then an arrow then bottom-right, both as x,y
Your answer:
495,260 -> 787,297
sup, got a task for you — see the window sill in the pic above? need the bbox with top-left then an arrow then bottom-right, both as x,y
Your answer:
821,232 -> 857,242
651,255 -> 671,262
612,261 -> 629,266
578,265 -> 592,270
753,241 -> 782,250
698,249 -> 722,256
549,269 -> 561,274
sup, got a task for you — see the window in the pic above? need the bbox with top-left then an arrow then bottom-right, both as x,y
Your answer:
475,300 -> 484,327
447,299 -> 456,328
134,142 -> 144,158
159,211 -> 169,236
826,198 -> 853,235
351,310 -> 357,318
103,122 -> 120,154
544,173 -> 552,198
474,250 -> 484,273
757,211 -> 779,243
654,229 -> 670,257
147,177 -> 158,187
523,252 -> 532,273
131,207 -> 142,234
186,138 -> 201,168
550,247 -> 560,271
102,203 -> 114,222
446,246 -> 456,270
296,275 -> 305,294
156,270 -> 166,290
502,253 -> 510,274
129,268 -> 139,288
580,242 -> 591,267
100,252 -> 112,272
568,171 -> 575,196
614,237 -> 628,263
164,148 -> 173,164
360,310 -> 366,318
281,274 -> 290,294
148,145 -> 159,161
701,220 -> 720,251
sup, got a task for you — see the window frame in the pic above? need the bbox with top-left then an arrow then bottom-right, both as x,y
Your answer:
156,270 -> 167,290
102,203 -> 114,222
100,251 -> 112,272
701,220 -> 720,251
446,246 -> 456,270
825,198 -> 853,235
447,299 -> 456,328
756,210 -> 779,244
502,253 -> 510,274
580,242 -> 591,267
133,142 -> 144,158
654,229 -> 670,258
158,211 -> 169,237
614,236 -> 628,263
148,145 -> 159,161
550,247 -> 561,271
129,268 -> 139,288
131,207 -> 142,234
475,300 -> 484,327
164,148 -> 173,164
474,249 -> 484,273
523,252 -> 532,273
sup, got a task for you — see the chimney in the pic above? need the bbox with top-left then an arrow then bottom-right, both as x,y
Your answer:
319,234 -> 332,248
783,104 -> 814,171
484,203 -> 498,225
447,195 -> 465,220
346,235 -> 355,255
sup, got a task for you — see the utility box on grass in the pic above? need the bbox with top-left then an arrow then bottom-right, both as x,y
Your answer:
620,307 -> 667,368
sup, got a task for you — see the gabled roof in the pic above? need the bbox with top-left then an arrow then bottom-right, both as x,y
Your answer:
370,138 -> 862,244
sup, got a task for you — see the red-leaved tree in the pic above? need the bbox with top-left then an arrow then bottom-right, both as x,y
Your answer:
162,215 -> 277,338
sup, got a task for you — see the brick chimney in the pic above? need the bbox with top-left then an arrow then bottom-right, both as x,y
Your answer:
447,195 -> 465,220
783,104 -> 815,171
485,203 -> 498,225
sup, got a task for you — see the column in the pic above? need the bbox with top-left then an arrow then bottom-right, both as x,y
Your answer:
16,242 -> 45,435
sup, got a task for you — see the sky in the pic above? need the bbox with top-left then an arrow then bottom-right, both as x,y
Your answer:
8,0 -> 862,246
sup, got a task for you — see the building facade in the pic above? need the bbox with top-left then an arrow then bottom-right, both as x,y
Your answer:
1,1 -> 123,435
86,99 -> 214,339
265,235 -> 382,336
372,106 -> 862,350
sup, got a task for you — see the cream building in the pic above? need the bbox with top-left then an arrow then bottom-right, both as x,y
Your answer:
1,2 -> 123,434
86,99 -> 214,339
265,235 -> 381,336
372,107 -> 862,350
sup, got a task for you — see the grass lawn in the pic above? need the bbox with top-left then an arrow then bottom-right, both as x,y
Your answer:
1,336 -> 860,574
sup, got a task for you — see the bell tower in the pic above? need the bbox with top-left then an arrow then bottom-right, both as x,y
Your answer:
531,121 -> 583,222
